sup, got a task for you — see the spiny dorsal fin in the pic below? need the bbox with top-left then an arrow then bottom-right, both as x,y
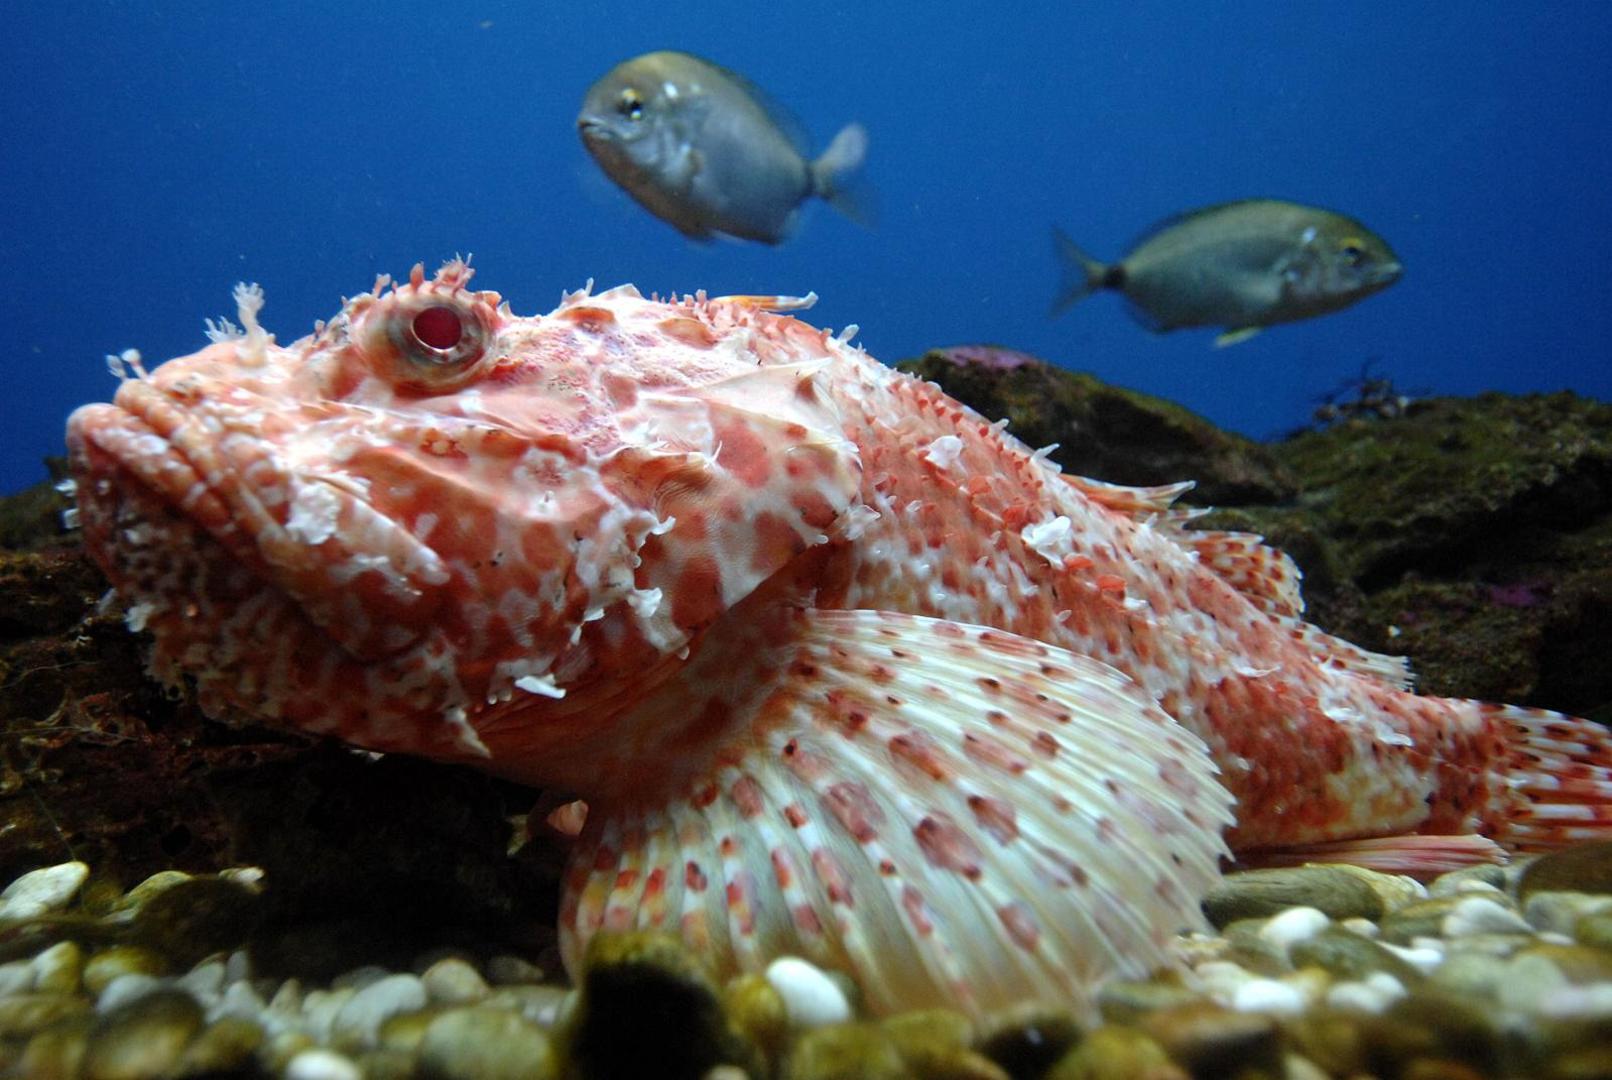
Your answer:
1277,617 -> 1414,690
1178,527 -> 1306,619
560,608 -> 1234,1019
1061,473 -> 1196,517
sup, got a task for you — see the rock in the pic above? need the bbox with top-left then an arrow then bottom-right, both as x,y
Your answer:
1138,1001 -> 1283,1078
1427,864 -> 1508,899
902,347 -> 1296,505
1046,1024 -> 1186,1080
0,991 -> 92,1039
976,1002 -> 1081,1079
421,956 -> 490,1006
0,959 -> 34,996
765,956 -> 852,1029
1202,867 -> 1386,928
879,1008 -> 980,1077
1097,979 -> 1207,1025
1514,943 -> 1612,984
1325,865 -> 1428,912
1259,906 -> 1333,956
330,973 -> 428,1048
723,973 -> 789,1064
415,1005 -> 558,1080
17,1014 -> 94,1077
1379,898 -> 1467,945
566,931 -> 761,1079
0,861 -> 89,920
94,972 -> 168,1013
781,1022 -> 908,1080
1425,953 -> 1509,1002
1520,842 -> 1612,899
126,876 -> 263,970
485,955 -> 546,985
1523,891 -> 1612,935
175,1016 -> 265,1075
31,940 -> 84,995
1230,977 -> 1312,1015
80,989 -> 204,1080
1289,926 -> 1424,984
284,1047 -> 364,1080
1441,895 -> 1534,937
82,945 -> 169,996
1573,912 -> 1612,951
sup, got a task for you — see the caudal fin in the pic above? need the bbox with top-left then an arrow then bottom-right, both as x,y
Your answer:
810,123 -> 875,227
1051,227 -> 1115,316
1481,702 -> 1612,850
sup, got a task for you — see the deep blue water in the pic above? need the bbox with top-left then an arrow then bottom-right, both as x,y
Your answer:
4,3 -> 1609,495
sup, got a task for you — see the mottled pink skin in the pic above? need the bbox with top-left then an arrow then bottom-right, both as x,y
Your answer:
67,262 -> 1612,1015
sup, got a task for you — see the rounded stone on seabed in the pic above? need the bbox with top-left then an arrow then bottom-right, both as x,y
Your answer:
1518,840 -> 1612,899
766,956 -> 852,1029
782,1022 -> 909,1080
1325,977 -> 1401,1015
126,876 -> 264,970
95,972 -> 169,1013
1523,890 -> 1612,936
879,1007 -> 978,1075
79,989 -> 205,1080
723,972 -> 789,1064
485,954 -> 545,985
1515,942 -> 1612,983
1442,895 -> 1533,937
30,940 -> 84,995
1201,866 -> 1386,928
0,861 -> 89,921
421,956 -> 490,1006
1427,863 -> 1507,899
0,959 -> 35,996
1231,976 -> 1310,1016
1097,978 -> 1207,1025
1573,912 -> 1612,951
1046,1024 -> 1185,1080
1259,906 -> 1332,956
1325,864 -> 1428,912
83,945 -> 169,996
0,992 -> 92,1040
1289,926 -> 1424,985
107,870 -> 193,918
480,984 -> 570,1027
18,1013 -> 94,1078
1220,919 -> 1292,975
330,972 -> 428,1048
175,1015 -> 265,1075
976,1002 -> 1081,1080
284,1047 -> 364,1080
1379,898 -> 1468,945
1425,952 -> 1509,1002
415,1005 -> 557,1080
1139,1000 -> 1284,1078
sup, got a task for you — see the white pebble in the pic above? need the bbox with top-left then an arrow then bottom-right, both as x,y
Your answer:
224,948 -> 253,985
31,941 -> 82,992
1327,980 -> 1395,1014
96,972 -> 168,1012
284,1048 -> 363,1080
1535,983 -> 1612,1019
177,959 -> 226,1004
421,956 -> 490,1005
765,956 -> 851,1028
1187,960 -> 1257,1003
301,987 -> 356,1042
330,973 -> 427,1045
0,861 -> 88,920
1443,896 -> 1533,937
211,978 -> 267,1023
1363,971 -> 1408,1000
1340,917 -> 1379,939
1498,953 -> 1570,1013
1259,906 -> 1330,955
1231,977 -> 1308,1015
1539,931 -> 1575,946
0,960 -> 35,996
1381,943 -> 1444,975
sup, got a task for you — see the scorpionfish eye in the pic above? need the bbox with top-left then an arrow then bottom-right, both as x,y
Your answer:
356,287 -> 496,393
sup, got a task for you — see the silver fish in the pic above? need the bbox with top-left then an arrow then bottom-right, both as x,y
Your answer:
1053,199 -> 1403,346
578,50 -> 868,244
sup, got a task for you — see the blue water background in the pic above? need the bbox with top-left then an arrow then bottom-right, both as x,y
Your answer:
3,2 -> 1609,494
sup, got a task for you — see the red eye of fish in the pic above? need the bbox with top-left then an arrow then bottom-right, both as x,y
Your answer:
412,305 -> 463,351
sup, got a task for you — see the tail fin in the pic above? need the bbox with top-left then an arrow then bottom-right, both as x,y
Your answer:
810,123 -> 874,227
1050,227 -> 1114,316
1479,702 -> 1612,850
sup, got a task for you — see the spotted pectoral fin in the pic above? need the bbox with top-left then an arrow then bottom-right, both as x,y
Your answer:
559,608 -> 1234,1019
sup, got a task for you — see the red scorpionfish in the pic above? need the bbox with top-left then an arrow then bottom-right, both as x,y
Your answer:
66,261 -> 1612,1019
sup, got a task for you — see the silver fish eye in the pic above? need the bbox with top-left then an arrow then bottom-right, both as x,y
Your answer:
617,88 -> 645,121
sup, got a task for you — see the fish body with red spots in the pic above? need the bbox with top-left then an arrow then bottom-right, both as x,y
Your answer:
66,262 -> 1612,1018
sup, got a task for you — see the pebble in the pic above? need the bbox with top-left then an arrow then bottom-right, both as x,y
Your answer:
421,956 -> 490,1006
176,1015 -> 265,1074
1523,890 -> 1612,935
80,989 -> 204,1080
1046,1025 -> 1184,1080
284,1047 -> 364,1080
766,956 -> 852,1029
31,940 -> 83,995
1427,863 -> 1507,898
485,954 -> 545,985
1201,866 -> 1386,927
1380,898 -> 1470,945
1442,895 -> 1533,937
1497,952 -> 1570,1013
1259,906 -> 1331,956
0,960 -> 34,997
0,861 -> 89,921
83,945 -> 168,995
1140,1001 -> 1284,1078
416,1006 -> 558,1080
724,973 -> 789,1062
1517,839 -> 1612,898
95,972 -> 168,1013
782,1022 -> 907,1080
1231,977 -> 1309,1015
330,973 -> 427,1047
1289,926 -> 1423,984
0,992 -> 92,1038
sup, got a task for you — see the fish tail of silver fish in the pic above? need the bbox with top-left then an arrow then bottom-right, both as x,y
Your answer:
810,123 -> 874,227
1050,226 -> 1117,316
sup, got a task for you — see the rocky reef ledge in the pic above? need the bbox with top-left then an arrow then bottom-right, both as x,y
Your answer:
2,347 -> 1610,1077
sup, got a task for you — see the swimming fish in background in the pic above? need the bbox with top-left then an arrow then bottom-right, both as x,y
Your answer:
66,263 -> 1612,1020
1053,199 -> 1403,346
577,50 -> 869,244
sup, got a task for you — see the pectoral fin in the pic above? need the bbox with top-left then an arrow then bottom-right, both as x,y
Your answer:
1214,326 -> 1263,348
559,607 -> 1234,1019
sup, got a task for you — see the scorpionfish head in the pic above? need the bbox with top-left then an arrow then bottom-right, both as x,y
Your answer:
66,262 -> 863,770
